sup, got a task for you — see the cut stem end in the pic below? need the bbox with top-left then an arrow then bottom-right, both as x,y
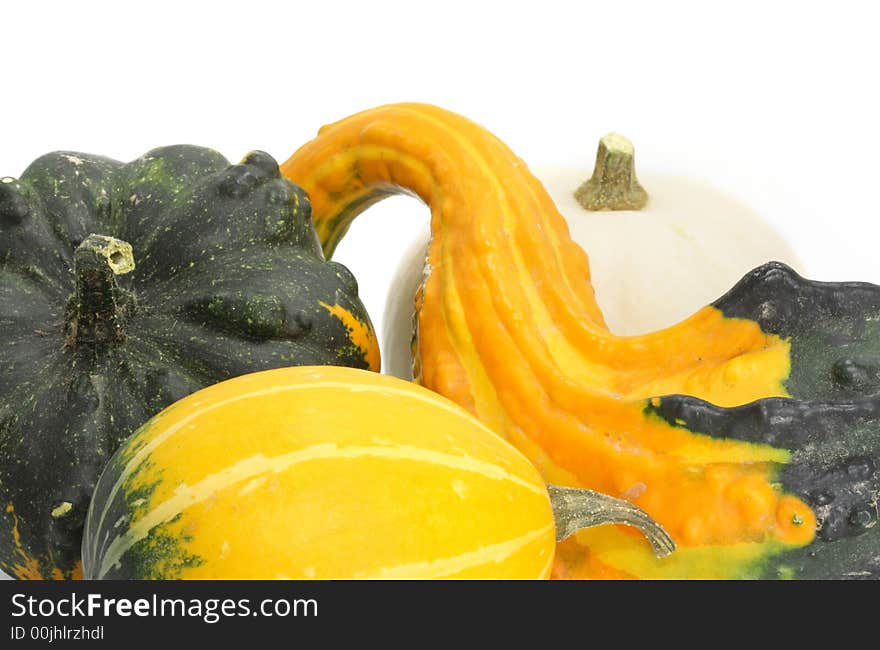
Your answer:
65,234 -> 136,350
574,133 -> 649,211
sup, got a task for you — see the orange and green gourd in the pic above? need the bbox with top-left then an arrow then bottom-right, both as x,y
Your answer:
280,103 -> 880,579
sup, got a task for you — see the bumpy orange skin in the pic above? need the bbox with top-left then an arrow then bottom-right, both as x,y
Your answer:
280,104 -> 816,579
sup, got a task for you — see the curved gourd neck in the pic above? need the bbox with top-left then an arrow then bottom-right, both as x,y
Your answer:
283,103 -> 610,332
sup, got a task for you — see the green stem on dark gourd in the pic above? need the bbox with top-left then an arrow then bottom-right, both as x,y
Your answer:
574,133 -> 649,211
65,234 -> 136,349
547,484 -> 675,558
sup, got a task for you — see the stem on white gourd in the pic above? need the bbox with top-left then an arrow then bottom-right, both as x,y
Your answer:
574,133 -> 649,211
547,484 -> 675,558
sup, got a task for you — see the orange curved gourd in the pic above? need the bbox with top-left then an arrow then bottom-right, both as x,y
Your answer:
280,104 -> 818,579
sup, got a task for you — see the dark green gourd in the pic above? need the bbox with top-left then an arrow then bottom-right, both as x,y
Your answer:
0,146 -> 379,579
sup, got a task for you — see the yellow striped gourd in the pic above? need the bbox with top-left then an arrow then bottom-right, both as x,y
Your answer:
82,366 -> 671,579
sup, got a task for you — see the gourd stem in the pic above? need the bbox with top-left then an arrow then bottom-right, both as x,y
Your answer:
66,234 -> 136,349
547,484 -> 675,558
574,133 -> 649,211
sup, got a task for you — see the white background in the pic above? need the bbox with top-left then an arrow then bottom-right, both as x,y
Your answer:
1,1 -> 879,580
3,0 -> 880,342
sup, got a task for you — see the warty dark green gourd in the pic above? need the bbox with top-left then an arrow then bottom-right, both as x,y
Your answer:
0,146 -> 379,579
